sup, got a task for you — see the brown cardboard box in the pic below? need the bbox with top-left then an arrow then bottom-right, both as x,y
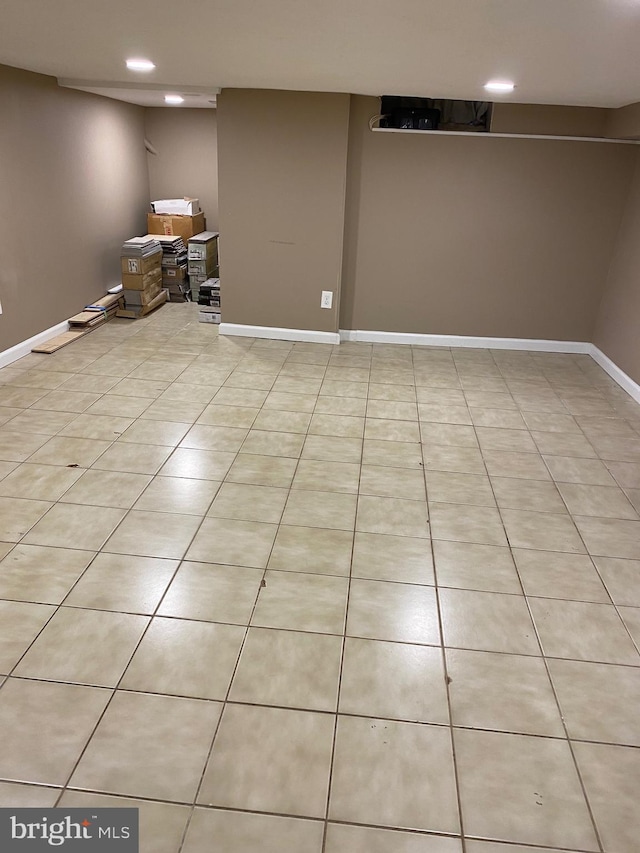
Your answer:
122,268 -> 162,292
120,253 -> 162,276
123,280 -> 163,306
116,290 -> 167,319
147,212 -> 205,244
162,264 -> 187,281
166,287 -> 188,303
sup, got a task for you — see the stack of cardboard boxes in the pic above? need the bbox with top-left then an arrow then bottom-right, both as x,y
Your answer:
188,232 -> 219,300
118,201 -> 224,322
154,235 -> 188,302
117,237 -> 167,318
147,199 -> 205,247
197,278 -> 221,324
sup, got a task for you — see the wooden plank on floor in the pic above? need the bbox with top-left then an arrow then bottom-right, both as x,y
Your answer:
68,311 -> 107,328
31,329 -> 91,354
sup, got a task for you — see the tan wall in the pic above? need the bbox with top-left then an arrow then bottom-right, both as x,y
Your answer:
490,103 -> 608,138
144,108 -> 218,230
594,150 -> 640,384
340,96 -> 635,340
605,102 -> 640,140
0,64 -> 149,351
217,89 -> 350,333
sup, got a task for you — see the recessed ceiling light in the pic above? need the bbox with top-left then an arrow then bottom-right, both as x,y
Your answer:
164,95 -> 184,105
484,80 -> 515,93
126,58 -> 155,72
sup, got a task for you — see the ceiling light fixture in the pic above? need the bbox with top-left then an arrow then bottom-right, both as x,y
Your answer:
126,58 -> 155,72
164,95 -> 184,105
484,80 -> 515,94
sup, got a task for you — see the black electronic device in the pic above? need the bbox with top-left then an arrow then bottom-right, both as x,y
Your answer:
379,96 -> 440,130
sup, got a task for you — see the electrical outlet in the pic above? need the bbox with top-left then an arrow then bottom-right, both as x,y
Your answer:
321,291 -> 333,309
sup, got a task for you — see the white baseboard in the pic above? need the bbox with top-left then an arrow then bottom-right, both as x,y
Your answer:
589,345 -> 640,404
0,320 -> 69,369
220,323 -> 340,345
339,329 -> 591,353
4,319 -> 638,406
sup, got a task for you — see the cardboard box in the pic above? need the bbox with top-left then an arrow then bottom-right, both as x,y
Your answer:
120,253 -> 162,276
187,258 -> 217,277
198,310 -> 221,324
123,280 -> 163,306
160,253 -> 187,268
198,279 -> 220,308
151,198 -> 200,216
189,273 -> 209,286
164,281 -> 190,300
162,265 -> 187,281
116,290 -> 167,319
167,291 -> 188,303
187,231 -> 219,260
147,212 -> 205,244
121,268 -> 162,292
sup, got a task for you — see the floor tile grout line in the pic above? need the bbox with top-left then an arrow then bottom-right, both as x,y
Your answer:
3,322 -> 228,805
177,337 -> 333,853
6,546 -> 640,607
537,446 -> 640,662
50,451 -> 232,810
5,620 -> 640,675
423,345 -> 475,853
2,420 -> 165,648
319,346 -> 366,853
244,340 -> 355,850
7,676 -> 640,750
3,430 -> 638,472
484,348 -> 606,853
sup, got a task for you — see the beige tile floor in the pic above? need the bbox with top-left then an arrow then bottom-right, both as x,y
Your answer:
0,302 -> 639,852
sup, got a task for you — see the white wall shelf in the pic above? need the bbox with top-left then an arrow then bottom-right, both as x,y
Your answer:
371,127 -> 640,145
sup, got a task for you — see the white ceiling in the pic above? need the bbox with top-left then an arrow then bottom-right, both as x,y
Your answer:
58,82 -> 218,109
1,0 -> 639,108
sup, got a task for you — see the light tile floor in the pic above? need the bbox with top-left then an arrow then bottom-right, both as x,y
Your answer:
0,302 -> 639,852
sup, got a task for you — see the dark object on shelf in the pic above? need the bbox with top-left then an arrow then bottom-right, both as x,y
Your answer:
379,96 -> 491,133
380,97 -> 440,130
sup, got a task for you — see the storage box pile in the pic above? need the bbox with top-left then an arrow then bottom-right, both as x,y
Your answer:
153,235 -> 188,302
117,236 -> 167,318
188,231 -> 219,300
197,278 -> 221,324
147,198 -> 205,247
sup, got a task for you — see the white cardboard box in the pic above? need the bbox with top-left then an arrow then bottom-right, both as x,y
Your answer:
151,198 -> 200,216
198,310 -> 221,324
